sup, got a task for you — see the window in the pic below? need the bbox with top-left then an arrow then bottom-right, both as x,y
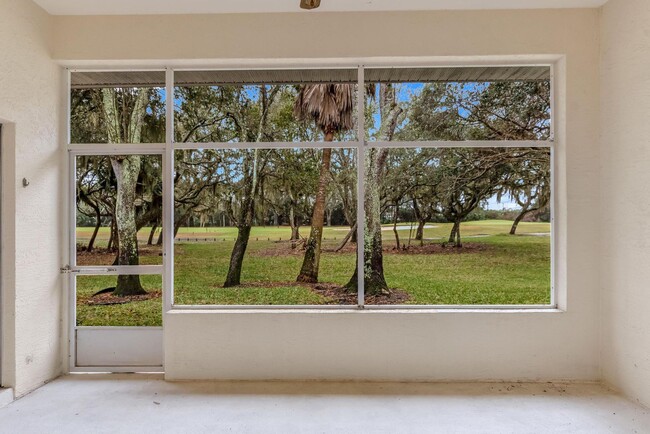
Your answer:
368,146 -> 551,305
70,71 -> 166,144
69,71 -> 166,329
173,69 -> 359,144
360,67 -> 552,306
75,154 -> 163,266
68,64 -> 554,311
173,147 -> 358,306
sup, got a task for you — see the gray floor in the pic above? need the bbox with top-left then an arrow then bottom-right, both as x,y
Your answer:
1,375 -> 649,433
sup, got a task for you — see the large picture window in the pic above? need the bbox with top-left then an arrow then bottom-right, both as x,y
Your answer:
173,147 -> 358,306
68,64 -> 554,313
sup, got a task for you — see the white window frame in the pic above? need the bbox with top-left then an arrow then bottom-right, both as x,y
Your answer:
67,148 -> 166,372
65,58 -> 560,321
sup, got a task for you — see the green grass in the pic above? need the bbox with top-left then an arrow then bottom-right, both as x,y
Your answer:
76,275 -> 162,327
173,239 -> 355,306
76,220 -> 551,326
384,234 -> 550,304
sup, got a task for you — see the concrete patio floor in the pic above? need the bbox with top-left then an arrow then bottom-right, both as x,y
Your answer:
0,375 -> 648,433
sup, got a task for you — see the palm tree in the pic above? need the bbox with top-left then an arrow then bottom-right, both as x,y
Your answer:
295,84 -> 354,283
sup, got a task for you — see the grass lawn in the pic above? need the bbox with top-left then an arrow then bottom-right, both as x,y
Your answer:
76,219 -> 551,247
76,275 -> 162,327
76,220 -> 551,326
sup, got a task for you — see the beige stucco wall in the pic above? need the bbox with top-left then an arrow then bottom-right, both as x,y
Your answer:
0,0 -> 63,396
54,10 -> 595,61
3,0 -> 649,406
600,0 -> 650,408
14,0 -> 650,404
51,9 -> 602,383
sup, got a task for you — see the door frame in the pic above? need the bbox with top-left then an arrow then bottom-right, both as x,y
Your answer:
0,119 -> 16,387
67,150 -> 165,373
65,66 -> 168,372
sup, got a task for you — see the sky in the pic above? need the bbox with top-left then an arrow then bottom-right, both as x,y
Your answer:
486,195 -> 518,211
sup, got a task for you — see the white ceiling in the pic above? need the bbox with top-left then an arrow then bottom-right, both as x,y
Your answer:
34,0 -> 609,16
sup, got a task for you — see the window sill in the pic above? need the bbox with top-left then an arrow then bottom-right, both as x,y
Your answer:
167,305 -> 563,314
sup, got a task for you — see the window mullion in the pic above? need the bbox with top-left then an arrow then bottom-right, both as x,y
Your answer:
549,62 -> 557,308
163,68 -> 175,312
357,65 -> 365,308
71,265 -> 164,275
67,144 -> 166,155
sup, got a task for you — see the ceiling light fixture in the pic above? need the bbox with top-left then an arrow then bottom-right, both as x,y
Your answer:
300,0 -> 321,10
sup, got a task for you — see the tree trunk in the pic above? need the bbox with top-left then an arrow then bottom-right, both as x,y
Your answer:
101,87 -> 149,297
223,86 -> 277,287
290,224 -> 301,240
223,225 -> 252,287
346,84 -> 402,296
174,210 -> 192,238
448,225 -> 455,243
448,220 -> 462,248
289,204 -> 300,248
510,207 -> 537,235
335,221 -> 357,252
407,221 -> 415,248
297,145 -> 333,283
510,213 -> 525,235
156,227 -> 163,246
392,202 -> 401,250
291,227 -> 300,249
340,187 -> 357,244
415,220 -> 426,242
111,155 -> 146,296
147,221 -> 158,246
107,218 -> 115,251
346,148 -> 390,295
224,222 -> 254,288
87,206 -> 102,253
412,199 -> 424,242
224,149 -> 259,287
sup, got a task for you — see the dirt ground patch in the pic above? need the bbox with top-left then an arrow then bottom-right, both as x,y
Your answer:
225,281 -> 411,305
82,290 -> 162,306
388,242 -> 493,255
253,240 -> 316,257
312,283 -> 411,305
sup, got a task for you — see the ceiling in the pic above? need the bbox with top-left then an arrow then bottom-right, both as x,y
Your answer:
34,0 -> 608,16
